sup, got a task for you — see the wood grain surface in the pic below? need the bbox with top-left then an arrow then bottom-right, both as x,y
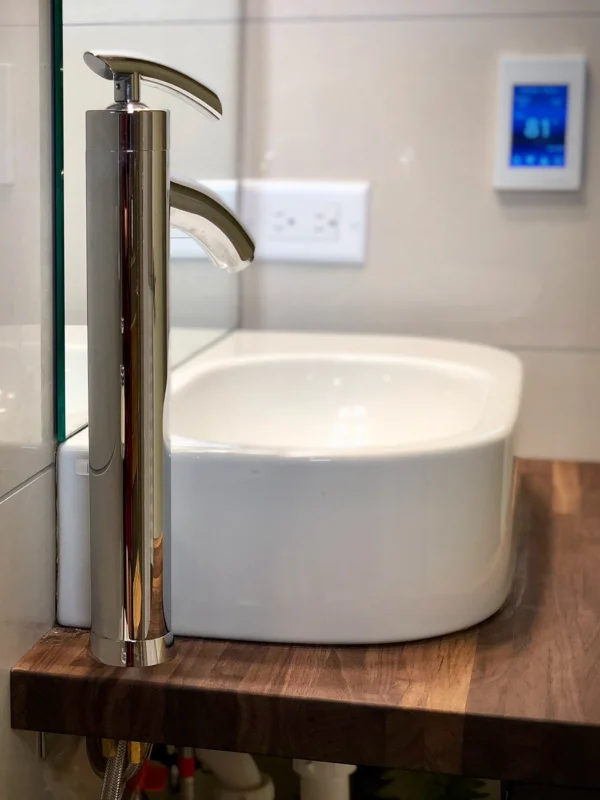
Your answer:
11,460 -> 600,788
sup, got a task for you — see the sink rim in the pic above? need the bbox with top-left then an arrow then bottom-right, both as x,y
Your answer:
167,333 -> 522,460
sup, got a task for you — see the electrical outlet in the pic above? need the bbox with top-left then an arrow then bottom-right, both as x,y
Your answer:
244,180 -> 369,263
270,208 -> 299,238
268,202 -> 340,242
312,204 -> 341,241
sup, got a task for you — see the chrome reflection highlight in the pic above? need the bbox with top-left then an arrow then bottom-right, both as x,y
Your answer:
85,53 -> 254,667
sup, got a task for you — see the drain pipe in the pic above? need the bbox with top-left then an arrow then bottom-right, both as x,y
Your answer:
196,749 -> 274,800
293,760 -> 356,800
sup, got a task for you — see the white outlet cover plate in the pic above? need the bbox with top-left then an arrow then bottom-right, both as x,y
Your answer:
243,179 -> 369,264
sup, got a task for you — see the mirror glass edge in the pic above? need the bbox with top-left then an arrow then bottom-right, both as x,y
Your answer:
53,0 -> 66,443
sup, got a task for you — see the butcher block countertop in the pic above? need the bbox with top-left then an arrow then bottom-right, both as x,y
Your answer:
11,460 -> 600,789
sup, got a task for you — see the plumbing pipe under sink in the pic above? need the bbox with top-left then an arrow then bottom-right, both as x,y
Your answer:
95,742 -> 357,800
194,751 -> 356,800
196,750 -> 274,800
293,760 -> 356,800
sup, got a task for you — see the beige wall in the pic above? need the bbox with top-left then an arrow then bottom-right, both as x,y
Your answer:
240,0 -> 600,460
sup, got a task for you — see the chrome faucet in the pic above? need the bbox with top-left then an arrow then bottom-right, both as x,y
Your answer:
84,52 -> 254,667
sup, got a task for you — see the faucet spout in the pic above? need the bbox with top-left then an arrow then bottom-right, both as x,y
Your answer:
170,180 -> 254,273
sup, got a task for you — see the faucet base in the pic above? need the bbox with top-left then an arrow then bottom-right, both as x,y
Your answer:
90,631 -> 174,668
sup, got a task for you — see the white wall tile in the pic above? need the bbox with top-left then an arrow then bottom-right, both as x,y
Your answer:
0,18 -> 54,493
246,0 -> 600,20
63,0 -> 240,25
0,469 -> 54,670
0,24 -> 50,325
0,469 -> 55,795
0,8 -> 105,795
0,0 -> 43,27
240,15 -> 600,350
0,10 -> 66,788
514,349 -> 600,461
1,470 -> 99,796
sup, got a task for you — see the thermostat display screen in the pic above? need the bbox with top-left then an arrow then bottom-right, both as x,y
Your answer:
510,85 -> 569,167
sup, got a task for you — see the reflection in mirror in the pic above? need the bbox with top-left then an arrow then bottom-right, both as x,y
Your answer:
60,1 -> 243,438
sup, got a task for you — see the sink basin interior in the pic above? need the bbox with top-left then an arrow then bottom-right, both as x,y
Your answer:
169,352 -> 497,454
58,330 -> 523,643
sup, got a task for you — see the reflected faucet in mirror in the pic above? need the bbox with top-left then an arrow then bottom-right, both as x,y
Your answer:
83,51 -> 255,668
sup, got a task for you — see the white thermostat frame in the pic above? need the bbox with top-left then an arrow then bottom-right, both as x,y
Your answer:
493,55 -> 586,191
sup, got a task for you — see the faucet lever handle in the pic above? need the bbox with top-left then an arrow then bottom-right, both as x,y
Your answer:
83,50 -> 222,118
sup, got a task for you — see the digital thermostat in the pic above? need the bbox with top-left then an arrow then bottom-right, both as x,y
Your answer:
493,55 -> 586,190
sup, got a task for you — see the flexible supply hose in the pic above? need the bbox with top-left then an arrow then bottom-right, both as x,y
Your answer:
99,742 -> 152,800
100,740 -> 127,800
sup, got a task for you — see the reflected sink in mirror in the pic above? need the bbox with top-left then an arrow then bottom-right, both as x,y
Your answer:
58,331 -> 522,644
64,324 -> 234,434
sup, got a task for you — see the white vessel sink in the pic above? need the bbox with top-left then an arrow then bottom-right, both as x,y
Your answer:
58,331 -> 522,644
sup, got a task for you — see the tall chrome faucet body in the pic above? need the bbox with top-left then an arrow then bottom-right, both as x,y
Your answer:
84,52 -> 254,667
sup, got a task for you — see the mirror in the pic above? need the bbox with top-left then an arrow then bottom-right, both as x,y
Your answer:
56,0 -> 243,439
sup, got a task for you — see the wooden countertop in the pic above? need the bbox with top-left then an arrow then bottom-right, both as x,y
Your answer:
11,460 -> 600,788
